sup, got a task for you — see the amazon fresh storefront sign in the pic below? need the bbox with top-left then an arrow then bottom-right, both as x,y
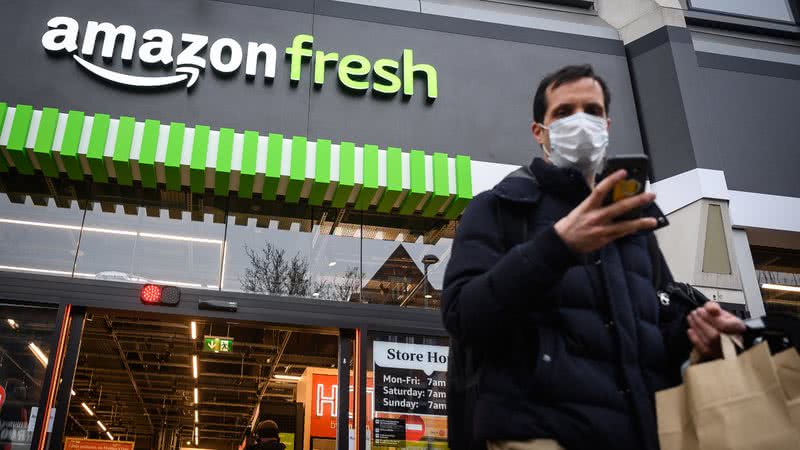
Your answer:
41,17 -> 438,99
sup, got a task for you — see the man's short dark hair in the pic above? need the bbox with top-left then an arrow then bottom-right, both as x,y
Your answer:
532,64 -> 611,124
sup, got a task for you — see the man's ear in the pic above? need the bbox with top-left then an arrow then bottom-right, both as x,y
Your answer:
606,117 -> 612,130
532,122 -> 545,145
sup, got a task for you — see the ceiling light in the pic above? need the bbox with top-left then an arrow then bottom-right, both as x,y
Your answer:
106,431 -> 113,440
0,218 -> 81,230
81,402 -> 94,416
0,219 -> 222,244
97,421 -> 107,432
28,343 -> 48,367
192,355 -> 198,379
762,283 -> 800,293
194,387 -> 199,404
7,319 -> 19,329
312,292 -> 320,297
82,226 -> 137,236
71,390 -> 76,396
328,261 -> 337,267
195,426 -> 199,446
187,441 -> 191,446
139,232 -> 222,245
273,374 -> 302,382
195,410 -> 199,423
424,294 -> 433,299
191,321 -> 197,340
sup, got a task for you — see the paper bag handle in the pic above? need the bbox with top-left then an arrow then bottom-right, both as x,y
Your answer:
689,333 -> 743,364
720,333 -> 742,359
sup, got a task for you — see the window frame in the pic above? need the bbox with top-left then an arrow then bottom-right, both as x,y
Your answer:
487,0 -> 596,12
685,4 -> 800,40
686,0 -> 800,25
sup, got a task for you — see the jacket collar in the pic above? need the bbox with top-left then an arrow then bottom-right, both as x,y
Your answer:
491,157 -> 591,205
531,157 -> 592,204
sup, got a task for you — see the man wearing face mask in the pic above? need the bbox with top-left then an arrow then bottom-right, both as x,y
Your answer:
442,65 -> 744,450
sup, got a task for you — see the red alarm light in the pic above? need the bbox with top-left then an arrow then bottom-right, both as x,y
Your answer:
141,284 -> 162,304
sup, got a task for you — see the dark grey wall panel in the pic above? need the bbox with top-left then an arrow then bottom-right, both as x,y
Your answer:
627,26 -> 725,181
629,26 -> 800,197
308,14 -> 643,166
0,0 -> 642,167
698,52 -> 800,80
627,27 -> 697,181
696,64 -> 800,197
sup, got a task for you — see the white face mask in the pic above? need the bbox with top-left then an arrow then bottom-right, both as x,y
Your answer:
540,112 -> 609,179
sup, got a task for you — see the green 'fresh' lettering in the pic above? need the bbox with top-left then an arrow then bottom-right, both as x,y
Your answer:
373,58 -> 401,95
282,35 -> 438,99
403,48 -> 438,100
338,54 -> 371,92
314,50 -> 339,86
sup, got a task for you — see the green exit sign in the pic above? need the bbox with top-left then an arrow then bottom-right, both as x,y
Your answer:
204,336 -> 234,353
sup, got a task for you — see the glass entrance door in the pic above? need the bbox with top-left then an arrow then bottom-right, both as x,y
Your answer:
0,302 -> 61,450
52,309 -> 347,450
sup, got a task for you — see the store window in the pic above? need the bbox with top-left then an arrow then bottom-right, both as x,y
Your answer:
0,303 -> 60,449
73,197 -> 227,290
367,332 -> 449,449
752,246 -> 800,317
688,0 -> 798,23
1,181 -> 459,310
0,194 -> 84,277
361,218 -> 455,309
223,205 -> 361,302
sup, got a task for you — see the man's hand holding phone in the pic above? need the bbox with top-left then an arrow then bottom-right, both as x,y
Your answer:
554,169 -> 658,254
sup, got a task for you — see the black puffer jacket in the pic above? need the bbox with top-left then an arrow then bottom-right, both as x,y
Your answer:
442,158 -> 691,450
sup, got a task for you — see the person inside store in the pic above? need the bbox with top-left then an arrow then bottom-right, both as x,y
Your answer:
246,419 -> 286,450
441,64 -> 745,450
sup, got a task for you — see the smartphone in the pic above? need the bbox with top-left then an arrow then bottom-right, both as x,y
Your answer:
600,154 -> 649,221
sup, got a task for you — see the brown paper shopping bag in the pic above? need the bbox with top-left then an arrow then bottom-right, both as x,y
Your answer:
657,335 -> 800,450
774,347 -> 800,432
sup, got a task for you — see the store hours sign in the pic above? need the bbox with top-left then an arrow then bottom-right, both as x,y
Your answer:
373,341 -> 448,416
40,17 -> 438,99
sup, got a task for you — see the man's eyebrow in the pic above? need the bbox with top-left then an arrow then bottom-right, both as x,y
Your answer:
583,100 -> 605,109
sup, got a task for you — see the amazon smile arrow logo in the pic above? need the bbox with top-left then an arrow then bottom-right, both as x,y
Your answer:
72,54 -> 201,88
42,16 -> 278,90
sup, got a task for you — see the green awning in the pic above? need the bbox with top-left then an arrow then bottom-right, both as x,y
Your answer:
0,103 -> 473,218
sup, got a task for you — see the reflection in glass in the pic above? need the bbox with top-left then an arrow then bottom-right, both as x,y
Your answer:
0,303 -> 59,449
224,207 -> 361,301
74,203 -> 225,289
361,221 -> 455,309
753,246 -> 800,317
0,195 -> 84,277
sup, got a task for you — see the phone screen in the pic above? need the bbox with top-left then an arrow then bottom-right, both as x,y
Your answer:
600,155 -> 649,220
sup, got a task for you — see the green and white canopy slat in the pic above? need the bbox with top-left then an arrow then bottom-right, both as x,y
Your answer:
0,103 -> 473,219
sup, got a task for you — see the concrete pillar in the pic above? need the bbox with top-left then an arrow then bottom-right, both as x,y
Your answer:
654,198 -> 749,315
732,229 -> 766,317
596,0 -> 686,44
